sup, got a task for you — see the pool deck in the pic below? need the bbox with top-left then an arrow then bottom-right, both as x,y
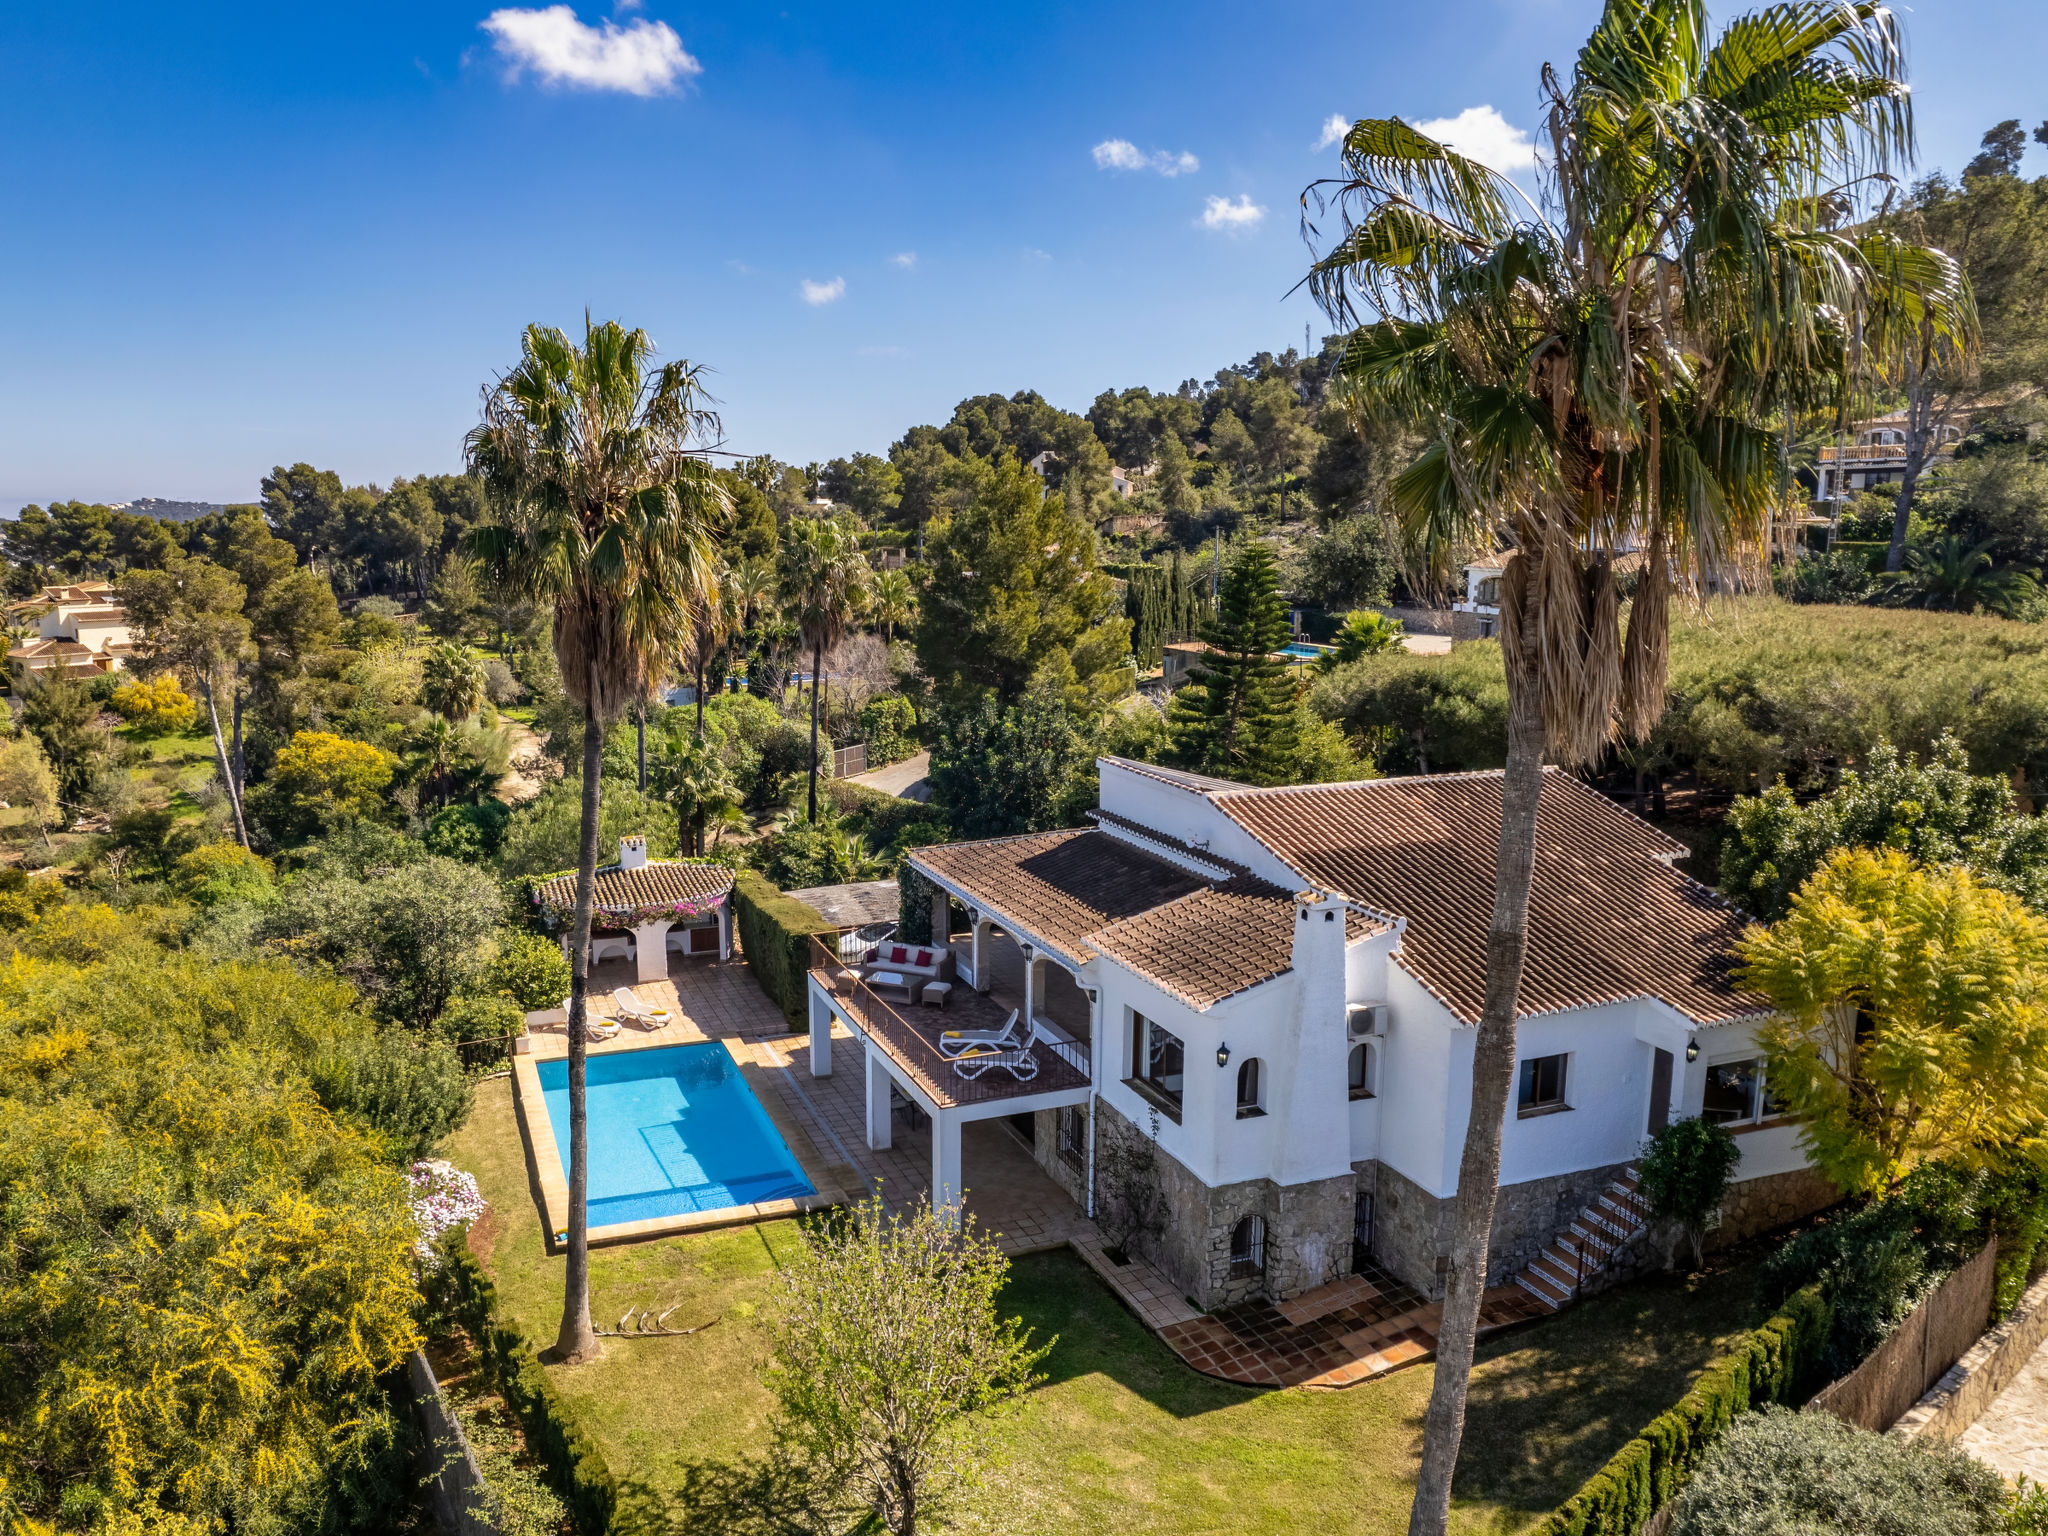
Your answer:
514,955 -> 859,1249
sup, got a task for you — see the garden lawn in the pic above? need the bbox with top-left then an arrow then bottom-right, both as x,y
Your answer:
445,1079 -> 1764,1536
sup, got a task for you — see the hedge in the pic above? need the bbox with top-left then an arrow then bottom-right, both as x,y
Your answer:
1541,1286 -> 1833,1536
426,1238 -> 618,1535
732,868 -> 837,1027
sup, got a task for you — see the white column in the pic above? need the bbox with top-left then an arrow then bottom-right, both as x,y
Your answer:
971,918 -> 991,994
632,920 -> 671,983
718,902 -> 732,960
808,984 -> 834,1077
1022,949 -> 1041,1028
933,1112 -> 964,1216
865,1045 -> 894,1151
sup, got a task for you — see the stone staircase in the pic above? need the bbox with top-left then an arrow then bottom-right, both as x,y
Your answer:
1511,1166 -> 1650,1312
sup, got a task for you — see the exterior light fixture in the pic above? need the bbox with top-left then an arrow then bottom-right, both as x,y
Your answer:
1685,1040 -> 1700,1064
1216,1042 -> 1231,1069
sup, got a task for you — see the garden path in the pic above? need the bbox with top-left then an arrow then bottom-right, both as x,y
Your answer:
1958,1336 -> 2048,1483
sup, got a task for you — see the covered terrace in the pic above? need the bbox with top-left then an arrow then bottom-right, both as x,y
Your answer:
533,836 -> 733,987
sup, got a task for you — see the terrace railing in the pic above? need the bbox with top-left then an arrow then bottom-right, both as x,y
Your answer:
807,933 -> 1090,1109
1817,441 -> 1957,464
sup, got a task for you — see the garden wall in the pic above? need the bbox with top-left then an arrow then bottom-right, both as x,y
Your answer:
1805,1238 -> 1998,1433
404,1349 -> 498,1536
1893,1268 -> 2048,1446
731,870 -> 837,1027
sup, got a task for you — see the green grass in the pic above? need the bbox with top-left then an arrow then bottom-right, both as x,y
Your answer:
444,1080 -> 1765,1536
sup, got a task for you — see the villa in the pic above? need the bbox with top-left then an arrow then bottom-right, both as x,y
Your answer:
807,756 -> 1833,1314
6,581 -> 137,677
1813,412 -> 1965,502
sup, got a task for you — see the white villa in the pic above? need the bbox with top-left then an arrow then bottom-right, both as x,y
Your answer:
536,836 -> 734,983
7,581 -> 137,676
1813,413 -> 1965,503
807,757 -> 1831,1313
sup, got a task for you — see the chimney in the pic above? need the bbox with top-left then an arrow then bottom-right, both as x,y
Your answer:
619,835 -> 649,871
1273,888 -> 1354,1188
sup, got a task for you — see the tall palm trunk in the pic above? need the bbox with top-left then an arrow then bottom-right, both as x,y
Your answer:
553,696 -> 605,1364
199,673 -> 249,849
695,660 -> 707,739
806,636 -> 823,821
1407,661 -> 1546,1536
635,701 -> 648,791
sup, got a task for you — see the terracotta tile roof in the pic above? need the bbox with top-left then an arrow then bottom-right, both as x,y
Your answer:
1087,806 -> 1257,882
1214,769 -> 1756,1025
1089,877 -> 1301,1008
910,828 -> 1209,966
535,859 -> 733,915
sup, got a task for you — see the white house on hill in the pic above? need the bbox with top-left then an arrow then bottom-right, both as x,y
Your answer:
807,757 -> 1830,1313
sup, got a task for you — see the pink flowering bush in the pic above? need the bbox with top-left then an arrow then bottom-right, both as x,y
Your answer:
409,1158 -> 486,1264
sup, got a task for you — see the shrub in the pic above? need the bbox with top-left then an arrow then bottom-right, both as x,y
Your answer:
1311,640 -> 1511,775
826,778 -> 935,850
496,776 -> 678,880
310,1033 -> 474,1160
425,800 -> 511,862
482,656 -> 525,706
484,929 -> 572,1012
1637,1117 -> 1742,1268
732,869 -> 836,1027
251,730 -> 399,843
751,813 -> 885,889
1541,1287 -> 1833,1536
171,841 -> 276,907
1665,1404 -> 2007,1536
110,673 -> 197,734
0,868 -> 63,930
436,994 -> 526,1044
857,693 -> 920,767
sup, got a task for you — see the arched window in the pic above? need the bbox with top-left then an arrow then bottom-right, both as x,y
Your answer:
1229,1215 -> 1265,1278
1348,1042 -> 1377,1100
1235,1057 -> 1264,1118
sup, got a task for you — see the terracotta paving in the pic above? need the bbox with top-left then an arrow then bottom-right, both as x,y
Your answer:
524,940 -> 1559,1392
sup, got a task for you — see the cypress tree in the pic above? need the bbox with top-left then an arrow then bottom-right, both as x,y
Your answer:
1167,541 -> 1298,784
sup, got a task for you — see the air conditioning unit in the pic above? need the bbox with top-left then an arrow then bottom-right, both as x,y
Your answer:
1347,1003 -> 1389,1039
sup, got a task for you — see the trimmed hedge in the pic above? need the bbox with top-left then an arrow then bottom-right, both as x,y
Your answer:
1542,1286 -> 1833,1536
732,868 -> 837,1027
427,1239 -> 618,1535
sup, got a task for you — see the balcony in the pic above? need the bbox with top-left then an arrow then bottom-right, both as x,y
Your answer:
808,934 -> 1091,1111
1817,441 -> 1956,464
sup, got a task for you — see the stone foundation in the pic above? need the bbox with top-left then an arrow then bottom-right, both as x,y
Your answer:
1094,1098 -> 1354,1310
1711,1165 -> 1839,1250
1031,1106 -> 1090,1210
1357,1160 -> 1452,1299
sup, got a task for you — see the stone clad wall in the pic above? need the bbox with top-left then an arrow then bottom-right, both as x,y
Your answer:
1711,1165 -> 1838,1250
1031,1106 -> 1089,1208
1486,1159 -> 1633,1284
1359,1160 -> 1452,1298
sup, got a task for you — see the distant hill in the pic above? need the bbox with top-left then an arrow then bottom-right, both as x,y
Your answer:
112,498 -> 234,523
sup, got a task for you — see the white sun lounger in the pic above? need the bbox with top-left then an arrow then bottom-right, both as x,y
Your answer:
937,1008 -> 1022,1059
950,1022 -> 1047,1083
613,986 -> 658,1027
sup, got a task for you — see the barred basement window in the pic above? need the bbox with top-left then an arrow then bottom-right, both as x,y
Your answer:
1058,1104 -> 1086,1165
1229,1215 -> 1265,1278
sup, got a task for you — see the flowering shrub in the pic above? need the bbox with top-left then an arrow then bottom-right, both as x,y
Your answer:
409,1158 -> 486,1264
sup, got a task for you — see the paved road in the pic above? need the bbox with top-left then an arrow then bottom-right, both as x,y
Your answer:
1958,1336 -> 2048,1482
846,748 -> 929,802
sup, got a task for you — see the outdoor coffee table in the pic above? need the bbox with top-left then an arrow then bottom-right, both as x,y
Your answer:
867,970 -> 916,1003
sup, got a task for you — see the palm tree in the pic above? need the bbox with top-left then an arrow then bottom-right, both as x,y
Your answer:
465,317 -> 726,1364
649,727 -> 738,853
421,642 -> 487,722
1302,6 -> 1970,1531
870,566 -> 917,645
679,557 -> 741,738
406,714 -> 461,810
1882,535 -> 2039,616
776,517 -> 873,821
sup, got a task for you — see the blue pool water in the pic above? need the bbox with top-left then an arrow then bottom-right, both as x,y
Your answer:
1279,642 -> 1327,660
537,1043 -> 815,1227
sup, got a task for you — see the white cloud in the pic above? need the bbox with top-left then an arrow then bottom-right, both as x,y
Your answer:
1092,138 -> 1199,177
1314,114 -> 1349,151
1411,105 -> 1537,175
1021,247 -> 1052,262
479,6 -> 700,96
799,276 -> 846,306
889,251 -> 916,270
1199,194 -> 1266,232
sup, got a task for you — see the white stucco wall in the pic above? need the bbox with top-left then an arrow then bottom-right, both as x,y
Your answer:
1095,761 -> 1303,887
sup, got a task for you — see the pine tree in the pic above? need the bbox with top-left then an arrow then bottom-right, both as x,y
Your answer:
1167,541 -> 1298,784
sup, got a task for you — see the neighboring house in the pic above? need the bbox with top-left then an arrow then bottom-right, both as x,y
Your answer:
1813,413 -> 1964,502
6,581 -> 136,677
1159,640 -> 1211,689
1027,450 -> 1138,499
1450,560 -> 1506,641
808,757 -> 1828,1313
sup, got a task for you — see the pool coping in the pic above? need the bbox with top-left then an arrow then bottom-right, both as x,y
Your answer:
511,1037 -> 852,1252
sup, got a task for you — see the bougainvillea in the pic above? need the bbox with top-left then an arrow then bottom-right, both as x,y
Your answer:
409,1158 -> 487,1264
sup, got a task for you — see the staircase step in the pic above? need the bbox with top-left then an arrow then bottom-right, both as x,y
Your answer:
1515,1271 -> 1569,1309
1528,1253 -> 1579,1292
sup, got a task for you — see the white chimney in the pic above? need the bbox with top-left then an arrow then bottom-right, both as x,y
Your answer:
618,835 -> 649,871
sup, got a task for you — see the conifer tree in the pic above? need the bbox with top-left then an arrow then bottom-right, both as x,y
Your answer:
1167,541 -> 1297,784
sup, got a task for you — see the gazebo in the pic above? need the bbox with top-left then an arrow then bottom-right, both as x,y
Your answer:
533,836 -> 734,983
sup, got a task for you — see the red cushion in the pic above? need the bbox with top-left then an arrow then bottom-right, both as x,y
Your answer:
914,949 -> 933,967
886,944 -> 909,964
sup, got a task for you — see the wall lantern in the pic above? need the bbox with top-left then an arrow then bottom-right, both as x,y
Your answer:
1685,1039 -> 1700,1064
1216,1042 -> 1232,1069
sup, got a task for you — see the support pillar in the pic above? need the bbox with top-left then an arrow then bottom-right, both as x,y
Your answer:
865,1045 -> 894,1151
718,901 -> 732,960
933,1112 -> 964,1216
632,920 -> 671,983
971,918 -> 991,994
808,985 -> 833,1077
1022,949 -> 1042,1029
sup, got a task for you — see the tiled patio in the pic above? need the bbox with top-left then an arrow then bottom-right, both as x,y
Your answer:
521,942 -> 1556,1392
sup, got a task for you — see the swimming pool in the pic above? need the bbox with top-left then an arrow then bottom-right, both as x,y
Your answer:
1279,642 -> 1328,660
536,1043 -> 815,1228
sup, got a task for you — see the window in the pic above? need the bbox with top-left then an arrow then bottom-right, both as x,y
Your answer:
1518,1053 -> 1568,1115
1057,1104 -> 1086,1165
1235,1058 -> 1264,1118
1702,1057 -> 1781,1126
1477,617 -> 1495,639
1348,1042 -> 1377,1100
1476,576 -> 1501,605
1229,1215 -> 1265,1278
1129,1011 -> 1185,1118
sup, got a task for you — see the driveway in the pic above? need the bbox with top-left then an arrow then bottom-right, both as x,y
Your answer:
846,748 -> 929,802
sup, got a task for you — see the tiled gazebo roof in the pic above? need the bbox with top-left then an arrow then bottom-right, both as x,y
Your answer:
535,859 -> 733,919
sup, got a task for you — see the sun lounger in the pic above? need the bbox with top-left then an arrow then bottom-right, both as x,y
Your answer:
950,1021 -> 1046,1082
938,1008 -> 1022,1058
613,987 -> 658,1027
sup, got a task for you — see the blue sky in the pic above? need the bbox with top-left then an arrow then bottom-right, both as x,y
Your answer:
0,0 -> 2042,510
